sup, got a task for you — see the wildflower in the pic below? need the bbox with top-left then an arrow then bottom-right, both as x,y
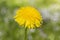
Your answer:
14,6 -> 42,29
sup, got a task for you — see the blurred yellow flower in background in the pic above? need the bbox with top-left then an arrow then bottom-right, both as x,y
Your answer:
14,6 -> 42,29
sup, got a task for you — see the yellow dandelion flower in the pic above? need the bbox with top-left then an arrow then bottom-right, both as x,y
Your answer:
14,6 -> 42,29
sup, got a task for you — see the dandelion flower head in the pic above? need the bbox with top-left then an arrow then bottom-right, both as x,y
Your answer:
14,6 -> 42,29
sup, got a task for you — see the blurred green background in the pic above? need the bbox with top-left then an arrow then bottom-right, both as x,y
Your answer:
0,0 -> 60,40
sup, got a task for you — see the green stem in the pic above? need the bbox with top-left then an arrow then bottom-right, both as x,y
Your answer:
25,28 -> 27,40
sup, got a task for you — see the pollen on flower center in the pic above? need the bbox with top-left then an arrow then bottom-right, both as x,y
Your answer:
14,6 -> 42,29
